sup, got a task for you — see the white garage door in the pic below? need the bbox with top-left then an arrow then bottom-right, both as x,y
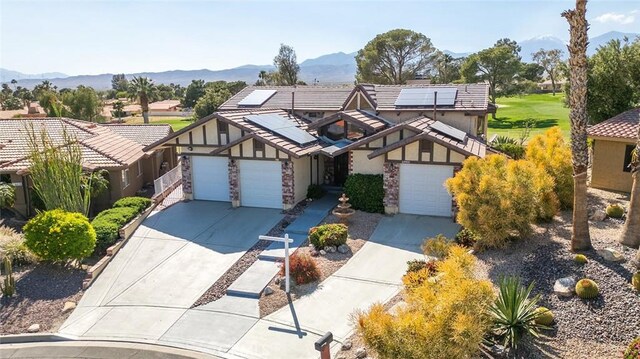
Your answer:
399,164 -> 453,217
191,156 -> 229,201
239,160 -> 282,209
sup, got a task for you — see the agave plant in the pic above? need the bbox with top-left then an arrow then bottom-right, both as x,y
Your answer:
491,135 -> 518,146
489,276 -> 549,349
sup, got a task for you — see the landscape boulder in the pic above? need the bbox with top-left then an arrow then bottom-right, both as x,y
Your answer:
590,210 -> 607,222
597,248 -> 625,262
27,324 -> 40,333
554,276 -> 576,297
337,244 -> 349,254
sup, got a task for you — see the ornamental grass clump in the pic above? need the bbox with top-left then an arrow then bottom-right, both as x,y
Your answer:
421,234 -> 453,259
356,246 -> 495,359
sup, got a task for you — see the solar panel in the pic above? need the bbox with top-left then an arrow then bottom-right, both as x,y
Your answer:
238,90 -> 277,106
394,88 -> 458,107
245,114 -> 316,145
430,121 -> 467,142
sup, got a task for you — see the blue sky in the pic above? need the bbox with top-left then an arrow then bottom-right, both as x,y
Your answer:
1,0 -> 638,75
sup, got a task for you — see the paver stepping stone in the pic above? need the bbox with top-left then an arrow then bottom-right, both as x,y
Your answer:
226,259 -> 280,298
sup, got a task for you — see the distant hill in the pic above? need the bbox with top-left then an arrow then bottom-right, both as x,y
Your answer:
589,31 -> 639,53
442,50 -> 470,58
0,68 -> 68,82
300,52 -> 357,67
518,31 -> 639,62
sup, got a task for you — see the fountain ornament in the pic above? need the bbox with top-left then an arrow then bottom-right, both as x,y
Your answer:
332,193 -> 355,223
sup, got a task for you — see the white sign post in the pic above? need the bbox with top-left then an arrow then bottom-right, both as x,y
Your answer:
259,233 -> 294,293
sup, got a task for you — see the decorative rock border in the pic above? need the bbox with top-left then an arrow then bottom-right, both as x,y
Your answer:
82,202 -> 157,289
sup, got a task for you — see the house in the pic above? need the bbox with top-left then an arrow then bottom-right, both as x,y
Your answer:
0,118 -> 177,216
145,83 -> 494,217
148,100 -> 189,117
588,108 -> 639,193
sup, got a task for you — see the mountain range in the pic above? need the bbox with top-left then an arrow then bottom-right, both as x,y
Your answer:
2,31 -> 637,89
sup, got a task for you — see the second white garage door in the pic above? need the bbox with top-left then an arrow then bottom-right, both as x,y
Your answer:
399,164 -> 453,217
239,160 -> 282,209
191,156 -> 229,201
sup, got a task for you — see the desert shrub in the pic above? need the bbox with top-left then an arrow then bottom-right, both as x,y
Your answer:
574,254 -> 588,264
0,183 -> 16,211
575,278 -> 599,299
421,234 -> 453,259
344,174 -> 384,213
24,209 -> 96,262
308,223 -> 348,249
525,127 -> 574,209
493,143 -> 526,159
306,184 -> 326,200
406,259 -> 428,273
624,337 -> 640,359
455,228 -> 479,248
356,246 -> 494,359
0,227 -> 38,265
489,276 -> 548,349
633,272 -> 640,292
606,203 -> 625,218
112,196 -> 152,213
279,253 -> 320,285
402,260 -> 439,291
534,307 -> 555,326
446,155 -> 558,249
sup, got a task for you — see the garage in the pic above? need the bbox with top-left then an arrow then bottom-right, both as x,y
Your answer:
239,160 -> 282,208
399,164 -> 453,217
191,156 -> 229,201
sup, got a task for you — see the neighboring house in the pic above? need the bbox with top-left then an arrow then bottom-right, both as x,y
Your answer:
148,100 -> 190,117
588,108 -> 639,193
145,83 -> 494,218
0,118 -> 177,217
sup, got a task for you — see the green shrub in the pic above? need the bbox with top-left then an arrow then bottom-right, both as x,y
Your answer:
24,209 -> 96,262
91,218 -> 121,254
455,228 -> 479,248
631,272 -> 640,292
112,196 -> 152,213
493,143 -> 525,159
93,206 -> 139,226
534,307 -> 554,326
306,184 -> 326,200
606,203 -> 625,218
279,253 -> 320,285
90,205 -> 141,255
575,278 -> 599,299
344,174 -> 384,213
574,254 -> 588,264
0,226 -> 38,265
308,223 -> 348,249
421,234 -> 453,259
624,337 -> 640,359
489,276 -> 548,349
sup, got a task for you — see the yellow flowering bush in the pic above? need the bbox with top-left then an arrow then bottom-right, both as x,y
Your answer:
24,209 -> 96,262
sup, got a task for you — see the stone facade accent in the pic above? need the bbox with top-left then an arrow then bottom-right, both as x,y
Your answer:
181,155 -> 192,198
229,159 -> 240,207
383,162 -> 399,214
282,160 -> 295,210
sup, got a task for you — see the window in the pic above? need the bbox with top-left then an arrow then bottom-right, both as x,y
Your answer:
420,139 -> 434,153
347,123 -> 365,140
0,174 -> 10,184
121,169 -> 130,188
217,121 -> 228,134
254,139 -> 265,152
623,145 -> 635,173
137,160 -> 143,177
477,115 -> 486,136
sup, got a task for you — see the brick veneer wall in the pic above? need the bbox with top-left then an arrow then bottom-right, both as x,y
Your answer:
229,159 -> 240,207
282,160 -> 295,209
383,162 -> 399,214
181,156 -> 192,197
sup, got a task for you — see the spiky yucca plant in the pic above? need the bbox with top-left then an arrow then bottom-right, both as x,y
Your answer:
489,276 -> 549,349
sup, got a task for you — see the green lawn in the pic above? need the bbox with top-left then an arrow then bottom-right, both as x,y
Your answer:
124,116 -> 193,131
488,93 -> 570,139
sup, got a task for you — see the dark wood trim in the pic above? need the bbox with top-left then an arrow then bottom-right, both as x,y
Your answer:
188,131 -> 193,145
175,137 -> 180,145
446,148 -> 451,163
230,156 -> 288,162
202,125 -> 207,145
165,143 -> 221,148
386,159 -> 462,166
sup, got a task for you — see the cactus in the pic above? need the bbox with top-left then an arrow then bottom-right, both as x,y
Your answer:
574,254 -> 588,264
605,203 -> 624,218
575,278 -> 599,299
534,306 -> 554,326
1,257 -> 16,298
632,272 -> 640,292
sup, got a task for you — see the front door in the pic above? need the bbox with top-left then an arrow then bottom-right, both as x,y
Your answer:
334,153 -> 349,186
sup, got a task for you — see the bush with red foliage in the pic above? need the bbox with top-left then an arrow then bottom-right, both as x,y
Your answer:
279,253 -> 321,285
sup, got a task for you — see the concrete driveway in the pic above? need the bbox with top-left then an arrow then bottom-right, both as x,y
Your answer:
59,201 -> 282,344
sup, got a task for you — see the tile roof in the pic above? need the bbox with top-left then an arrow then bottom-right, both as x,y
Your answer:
0,118 -> 165,172
102,124 -> 173,146
219,85 -> 355,111
401,116 -> 488,157
307,110 -> 390,132
588,108 -> 639,140
212,109 -> 324,158
148,100 -> 181,110
371,83 -> 490,111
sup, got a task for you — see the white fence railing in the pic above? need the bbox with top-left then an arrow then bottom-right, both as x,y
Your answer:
154,164 -> 182,196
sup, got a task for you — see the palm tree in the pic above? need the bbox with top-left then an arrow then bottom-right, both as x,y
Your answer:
562,0 -> 592,251
620,119 -> 640,251
129,76 -> 155,124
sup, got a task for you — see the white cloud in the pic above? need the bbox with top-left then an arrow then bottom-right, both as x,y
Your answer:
594,10 -> 637,25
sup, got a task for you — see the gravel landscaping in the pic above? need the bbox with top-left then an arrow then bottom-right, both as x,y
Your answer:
259,210 -> 384,317
0,264 -> 85,334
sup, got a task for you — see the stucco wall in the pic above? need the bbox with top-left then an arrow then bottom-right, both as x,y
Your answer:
293,156 -> 311,204
377,110 -> 478,136
591,139 -> 633,192
351,150 -> 384,174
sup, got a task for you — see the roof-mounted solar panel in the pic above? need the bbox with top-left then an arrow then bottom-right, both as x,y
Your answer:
430,120 -> 467,142
394,88 -> 457,107
238,89 -> 277,106
245,114 -> 316,145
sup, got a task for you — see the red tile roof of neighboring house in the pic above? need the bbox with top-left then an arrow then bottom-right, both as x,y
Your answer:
148,100 -> 181,111
0,118 -> 171,172
588,108 -> 640,140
